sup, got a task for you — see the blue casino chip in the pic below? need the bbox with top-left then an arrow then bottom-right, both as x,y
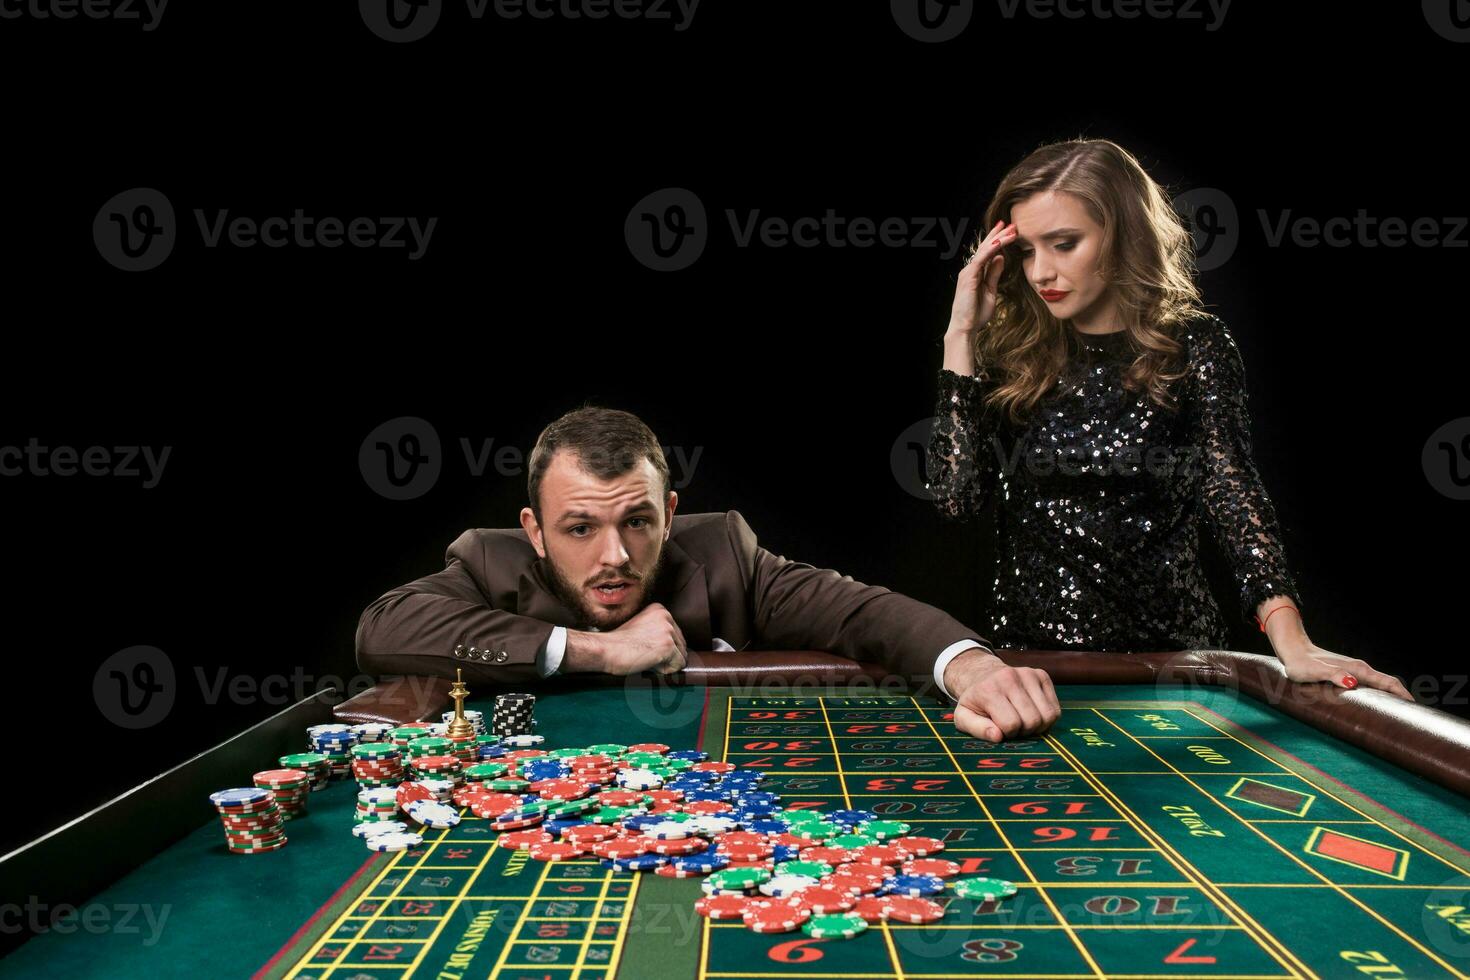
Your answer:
667,750 -> 708,761
829,809 -> 878,827
881,873 -> 947,897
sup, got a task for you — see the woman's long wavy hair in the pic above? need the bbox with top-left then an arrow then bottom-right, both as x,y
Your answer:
963,139 -> 1209,425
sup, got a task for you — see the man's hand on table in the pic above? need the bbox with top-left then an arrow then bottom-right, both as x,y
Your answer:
945,647 -> 1061,743
564,602 -> 688,675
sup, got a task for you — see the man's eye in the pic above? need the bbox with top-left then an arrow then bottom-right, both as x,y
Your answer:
628,518 -> 648,529
569,526 -> 589,536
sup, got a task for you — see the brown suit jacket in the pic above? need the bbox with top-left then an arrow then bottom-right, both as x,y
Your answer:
355,510 -> 988,684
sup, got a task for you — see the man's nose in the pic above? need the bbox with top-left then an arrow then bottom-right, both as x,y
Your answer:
598,528 -> 630,568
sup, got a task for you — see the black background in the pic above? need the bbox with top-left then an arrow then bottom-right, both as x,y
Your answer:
1,2 -> 1465,862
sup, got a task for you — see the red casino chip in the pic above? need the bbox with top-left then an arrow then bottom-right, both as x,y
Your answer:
890,836 -> 944,856
713,832 -> 767,849
682,800 -> 733,815
652,837 -> 709,856
646,802 -> 683,815
744,904 -> 810,933
563,824 -> 619,845
851,845 -> 907,866
690,761 -> 735,774
596,790 -> 645,807
826,869 -> 887,894
695,894 -> 757,920
799,846 -> 855,866
850,895 -> 891,923
592,838 -> 655,860
527,841 -> 588,861
902,858 -> 963,879
643,789 -> 684,804
718,843 -> 774,862
412,754 -> 459,770
880,896 -> 946,923
656,862 -> 700,878
766,833 -> 809,848
569,754 -> 612,768
395,783 -> 433,807
490,815 -> 545,830
790,887 -> 855,914
470,795 -> 525,818
452,786 -> 496,808
497,830 -> 554,850
506,749 -> 548,761
626,743 -> 670,754
534,779 -> 593,801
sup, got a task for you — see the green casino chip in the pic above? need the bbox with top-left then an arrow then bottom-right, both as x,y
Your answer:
706,867 -> 770,890
486,779 -> 530,792
588,743 -> 628,756
775,860 -> 832,879
827,833 -> 878,849
856,820 -> 911,840
803,913 -> 867,938
950,877 -> 1018,901
791,822 -> 838,841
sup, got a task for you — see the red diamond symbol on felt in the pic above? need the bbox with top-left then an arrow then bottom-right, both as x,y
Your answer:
1304,828 -> 1409,879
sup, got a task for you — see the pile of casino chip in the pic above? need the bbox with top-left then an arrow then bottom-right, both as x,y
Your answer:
491,692 -> 536,737
360,734 -> 1019,938
208,708 -> 1019,938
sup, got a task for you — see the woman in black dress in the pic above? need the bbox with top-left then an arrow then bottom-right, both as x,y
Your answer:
926,138 -> 1411,709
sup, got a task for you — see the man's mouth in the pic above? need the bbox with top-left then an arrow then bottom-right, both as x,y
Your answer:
590,581 -> 632,604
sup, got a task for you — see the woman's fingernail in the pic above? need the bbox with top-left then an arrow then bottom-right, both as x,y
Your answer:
1342,675 -> 1358,689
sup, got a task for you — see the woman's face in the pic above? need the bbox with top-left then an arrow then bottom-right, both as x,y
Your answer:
1008,190 -> 1114,330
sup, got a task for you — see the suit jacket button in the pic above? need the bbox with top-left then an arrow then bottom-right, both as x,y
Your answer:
454,644 -> 466,659
494,650 -> 508,663
479,649 -> 492,661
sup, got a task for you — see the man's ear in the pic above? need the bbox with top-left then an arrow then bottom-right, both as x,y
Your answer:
664,491 -> 678,538
520,506 -> 547,558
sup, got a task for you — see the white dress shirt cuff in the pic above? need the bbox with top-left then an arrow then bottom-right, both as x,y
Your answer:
933,639 -> 991,700
541,626 -> 568,677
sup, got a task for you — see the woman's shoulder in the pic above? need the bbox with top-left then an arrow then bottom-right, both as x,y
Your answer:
1173,312 -> 1245,380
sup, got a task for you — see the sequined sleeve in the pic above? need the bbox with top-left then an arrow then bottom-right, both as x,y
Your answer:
926,368 -> 999,521
1187,317 -> 1304,625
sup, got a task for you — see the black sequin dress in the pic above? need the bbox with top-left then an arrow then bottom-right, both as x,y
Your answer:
926,314 -> 1302,652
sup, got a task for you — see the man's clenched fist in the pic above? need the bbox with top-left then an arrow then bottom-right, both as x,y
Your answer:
945,648 -> 1060,743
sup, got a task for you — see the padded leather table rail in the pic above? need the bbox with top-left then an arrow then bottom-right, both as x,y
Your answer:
334,648 -> 1470,799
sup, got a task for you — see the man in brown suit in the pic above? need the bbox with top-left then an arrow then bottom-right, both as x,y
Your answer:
356,407 -> 1060,742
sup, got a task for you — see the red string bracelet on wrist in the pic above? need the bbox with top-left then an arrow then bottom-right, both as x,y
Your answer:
1256,604 -> 1300,633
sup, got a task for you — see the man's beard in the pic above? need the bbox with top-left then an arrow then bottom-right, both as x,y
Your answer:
540,542 -> 670,631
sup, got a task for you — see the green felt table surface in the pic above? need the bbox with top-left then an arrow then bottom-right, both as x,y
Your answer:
2,684 -> 1466,979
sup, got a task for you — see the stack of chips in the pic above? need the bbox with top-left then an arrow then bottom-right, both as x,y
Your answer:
310,728 -> 359,780
441,708 -> 486,735
351,722 -> 394,744
351,742 -> 405,787
390,725 -> 430,749
209,788 -> 288,854
492,692 -> 536,737
252,768 -> 310,819
278,751 -> 331,791
409,754 -> 464,784
355,787 -> 400,823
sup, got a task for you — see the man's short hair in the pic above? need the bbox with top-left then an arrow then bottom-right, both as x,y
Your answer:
527,406 -> 671,523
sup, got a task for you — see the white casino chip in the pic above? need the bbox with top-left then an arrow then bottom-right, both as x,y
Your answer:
406,801 -> 461,827
353,820 -> 410,839
759,874 -> 821,897
366,832 -> 425,852
503,734 -> 545,747
685,815 -> 738,835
